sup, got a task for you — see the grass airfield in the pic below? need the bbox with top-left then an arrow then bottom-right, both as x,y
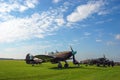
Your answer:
0,60 -> 120,80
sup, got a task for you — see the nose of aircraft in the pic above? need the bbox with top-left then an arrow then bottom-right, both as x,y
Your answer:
70,46 -> 77,55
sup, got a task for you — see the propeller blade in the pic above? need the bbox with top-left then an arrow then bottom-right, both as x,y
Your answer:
70,46 -> 77,55
70,46 -> 73,52
72,54 -> 79,65
72,51 -> 77,55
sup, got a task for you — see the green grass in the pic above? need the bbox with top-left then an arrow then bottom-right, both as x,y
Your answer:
0,60 -> 120,80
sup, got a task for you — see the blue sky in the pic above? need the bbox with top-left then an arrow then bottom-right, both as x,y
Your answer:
0,0 -> 120,61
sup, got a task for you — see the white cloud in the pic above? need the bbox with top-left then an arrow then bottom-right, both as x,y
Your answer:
0,0 -> 39,22
25,0 -> 38,8
53,0 -> 61,3
106,34 -> 120,46
67,1 -> 104,22
96,39 -> 102,42
98,10 -> 109,15
115,34 -> 120,40
0,13 -> 14,21
106,41 -> 116,46
84,32 -> 91,36
0,0 -> 69,43
95,19 -> 112,24
0,0 -> 38,13
55,18 -> 65,26
0,7 -> 66,43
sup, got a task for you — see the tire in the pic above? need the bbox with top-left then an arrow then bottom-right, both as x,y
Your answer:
58,63 -> 62,68
64,64 -> 69,68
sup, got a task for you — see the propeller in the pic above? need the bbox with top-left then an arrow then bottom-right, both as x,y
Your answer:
70,46 -> 77,55
70,46 -> 79,65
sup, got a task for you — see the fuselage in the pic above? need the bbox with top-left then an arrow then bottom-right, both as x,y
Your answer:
50,51 -> 73,63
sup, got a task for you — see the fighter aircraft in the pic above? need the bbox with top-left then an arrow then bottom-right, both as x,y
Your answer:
28,46 -> 80,68
25,53 -> 43,66
90,56 -> 114,67
80,55 -> 114,67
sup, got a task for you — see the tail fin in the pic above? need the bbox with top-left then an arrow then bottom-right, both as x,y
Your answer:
25,54 -> 31,64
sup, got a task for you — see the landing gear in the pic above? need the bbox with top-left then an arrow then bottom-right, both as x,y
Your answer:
64,63 -> 69,68
77,63 -> 80,67
32,64 -> 34,66
58,62 -> 62,69
57,61 -> 69,68
97,63 -> 100,67
73,59 -> 80,67
64,61 -> 69,68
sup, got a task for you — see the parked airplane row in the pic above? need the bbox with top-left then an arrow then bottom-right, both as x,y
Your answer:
25,46 -> 115,68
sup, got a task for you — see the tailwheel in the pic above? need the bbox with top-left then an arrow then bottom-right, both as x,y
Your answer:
58,62 -> 62,69
64,63 -> 69,68
32,64 -> 34,66
97,63 -> 100,67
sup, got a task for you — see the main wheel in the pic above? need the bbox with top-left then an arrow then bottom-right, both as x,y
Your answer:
64,63 -> 69,68
97,63 -> 100,67
58,62 -> 62,68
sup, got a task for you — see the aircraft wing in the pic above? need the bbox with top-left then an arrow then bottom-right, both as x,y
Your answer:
34,55 -> 55,61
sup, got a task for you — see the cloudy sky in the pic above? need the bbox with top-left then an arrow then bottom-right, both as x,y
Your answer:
0,0 -> 120,61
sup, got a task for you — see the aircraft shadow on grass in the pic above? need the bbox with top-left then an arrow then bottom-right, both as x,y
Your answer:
49,66 -> 81,70
49,66 -> 105,70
